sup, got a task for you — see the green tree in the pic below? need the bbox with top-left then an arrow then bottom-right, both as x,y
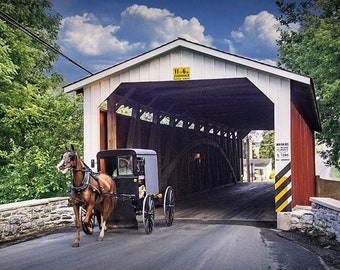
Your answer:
259,130 -> 275,168
276,0 -> 340,170
0,0 -> 83,203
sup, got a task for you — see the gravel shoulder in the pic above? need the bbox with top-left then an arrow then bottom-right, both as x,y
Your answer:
277,229 -> 340,269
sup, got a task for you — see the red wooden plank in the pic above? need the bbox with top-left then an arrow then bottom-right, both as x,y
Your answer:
291,103 -> 316,206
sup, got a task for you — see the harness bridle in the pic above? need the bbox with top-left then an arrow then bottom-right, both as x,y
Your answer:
66,151 -> 104,195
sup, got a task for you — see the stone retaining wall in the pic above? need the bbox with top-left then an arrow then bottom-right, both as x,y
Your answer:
0,197 -> 74,244
290,205 -> 314,231
310,197 -> 340,241
277,197 -> 340,242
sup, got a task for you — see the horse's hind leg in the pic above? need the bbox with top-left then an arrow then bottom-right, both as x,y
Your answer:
98,218 -> 106,241
98,198 -> 116,241
97,206 -> 108,241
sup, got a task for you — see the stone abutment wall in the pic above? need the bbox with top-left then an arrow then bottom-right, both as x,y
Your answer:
0,197 -> 74,244
277,197 -> 340,242
311,197 -> 340,241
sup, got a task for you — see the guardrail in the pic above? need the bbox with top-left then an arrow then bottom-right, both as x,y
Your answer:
0,197 -> 74,244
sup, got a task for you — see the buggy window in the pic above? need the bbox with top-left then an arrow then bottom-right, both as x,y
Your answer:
98,157 -> 115,175
136,157 -> 145,174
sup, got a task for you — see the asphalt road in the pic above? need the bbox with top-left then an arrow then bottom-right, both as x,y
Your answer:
1,183 -> 338,269
0,220 -> 331,270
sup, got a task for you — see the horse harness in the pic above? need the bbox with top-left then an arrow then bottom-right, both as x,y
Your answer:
70,168 -> 117,198
68,151 -> 112,196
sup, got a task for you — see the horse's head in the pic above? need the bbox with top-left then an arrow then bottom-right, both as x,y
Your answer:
57,145 -> 78,174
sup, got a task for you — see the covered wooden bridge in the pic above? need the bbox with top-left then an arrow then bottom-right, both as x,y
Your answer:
64,38 -> 321,212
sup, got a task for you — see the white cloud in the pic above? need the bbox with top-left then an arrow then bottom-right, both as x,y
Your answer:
57,5 -> 212,73
231,11 -> 279,47
59,5 -> 212,56
119,4 -> 212,47
122,4 -> 173,20
223,39 -> 236,54
256,58 -> 277,66
226,11 -> 280,59
226,11 -> 300,61
59,13 -> 141,56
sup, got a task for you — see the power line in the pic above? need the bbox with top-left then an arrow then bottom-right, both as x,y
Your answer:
0,10 -> 93,75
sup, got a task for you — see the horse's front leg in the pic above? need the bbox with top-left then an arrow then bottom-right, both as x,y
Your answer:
82,203 -> 94,235
72,202 -> 81,247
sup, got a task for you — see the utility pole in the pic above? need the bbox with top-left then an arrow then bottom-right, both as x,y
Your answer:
246,134 -> 254,182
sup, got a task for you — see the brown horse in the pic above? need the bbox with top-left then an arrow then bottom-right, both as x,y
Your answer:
57,145 -> 117,247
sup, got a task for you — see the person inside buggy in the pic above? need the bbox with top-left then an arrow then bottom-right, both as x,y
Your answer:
110,156 -> 146,200
113,156 -> 133,177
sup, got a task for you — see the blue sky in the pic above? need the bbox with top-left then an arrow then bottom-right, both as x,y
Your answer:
51,0 -> 298,83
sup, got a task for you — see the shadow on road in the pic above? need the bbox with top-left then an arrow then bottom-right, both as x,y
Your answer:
156,182 -> 276,228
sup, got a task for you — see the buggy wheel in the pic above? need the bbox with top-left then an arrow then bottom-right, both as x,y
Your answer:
164,186 -> 175,226
80,206 -> 96,234
142,194 -> 155,234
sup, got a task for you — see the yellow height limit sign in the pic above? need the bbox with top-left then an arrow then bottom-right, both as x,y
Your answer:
173,66 -> 190,80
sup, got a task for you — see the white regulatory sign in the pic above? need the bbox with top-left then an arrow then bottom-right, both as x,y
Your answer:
276,142 -> 290,161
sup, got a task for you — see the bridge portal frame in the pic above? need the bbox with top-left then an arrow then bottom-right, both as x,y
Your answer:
64,38 -> 320,211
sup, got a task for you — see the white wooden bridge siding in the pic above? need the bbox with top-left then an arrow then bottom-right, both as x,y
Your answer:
82,47 -> 291,171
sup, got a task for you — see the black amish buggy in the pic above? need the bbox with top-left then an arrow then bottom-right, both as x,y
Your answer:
81,148 -> 175,234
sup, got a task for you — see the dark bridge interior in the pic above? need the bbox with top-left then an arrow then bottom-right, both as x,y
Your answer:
113,78 -> 274,130
100,78 -> 275,199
